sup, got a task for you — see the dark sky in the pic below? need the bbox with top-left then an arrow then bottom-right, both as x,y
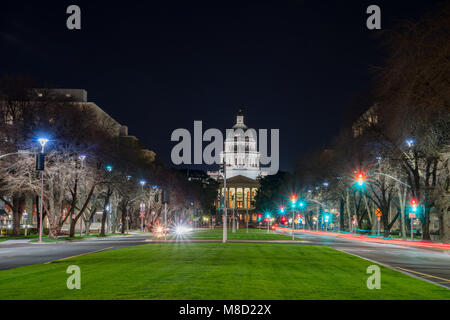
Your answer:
0,0 -> 441,172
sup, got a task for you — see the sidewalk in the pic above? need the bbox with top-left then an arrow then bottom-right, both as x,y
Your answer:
274,227 -> 450,250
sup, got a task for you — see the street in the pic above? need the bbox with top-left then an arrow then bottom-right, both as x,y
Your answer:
289,231 -> 450,289
0,234 -> 149,270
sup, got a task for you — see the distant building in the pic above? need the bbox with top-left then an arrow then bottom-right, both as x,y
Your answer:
208,110 -> 267,225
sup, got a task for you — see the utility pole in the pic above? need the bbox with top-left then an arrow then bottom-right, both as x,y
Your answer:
232,195 -> 235,233
292,208 -> 295,240
246,199 -> 249,233
221,161 -> 227,243
164,203 -> 167,228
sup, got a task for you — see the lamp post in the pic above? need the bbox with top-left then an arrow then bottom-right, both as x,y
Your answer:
37,138 -> 48,243
220,161 -> 227,243
79,155 -> 86,237
23,212 -> 28,236
139,180 -> 146,232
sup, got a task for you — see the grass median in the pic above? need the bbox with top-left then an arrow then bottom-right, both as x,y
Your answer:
0,242 -> 448,300
178,228 -> 295,241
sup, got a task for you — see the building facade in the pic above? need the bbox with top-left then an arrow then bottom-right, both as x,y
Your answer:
210,110 -> 266,225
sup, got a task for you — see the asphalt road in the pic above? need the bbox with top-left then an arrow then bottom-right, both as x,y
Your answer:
0,234 -> 149,270
1,231 -> 449,289
291,231 -> 450,289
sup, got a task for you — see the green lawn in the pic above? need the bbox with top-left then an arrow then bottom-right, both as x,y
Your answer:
182,228 -> 294,241
0,243 -> 448,300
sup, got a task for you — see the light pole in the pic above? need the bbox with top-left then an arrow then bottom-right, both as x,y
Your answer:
23,212 -> 28,236
220,161 -> 227,243
325,215 -> 329,231
246,197 -> 249,233
79,155 -> 86,237
139,180 -> 146,232
37,138 -> 48,243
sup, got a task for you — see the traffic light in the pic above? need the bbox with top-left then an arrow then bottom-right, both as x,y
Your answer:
411,199 -> 417,212
290,195 -> 297,208
35,153 -> 45,171
357,172 -> 365,186
257,213 -> 262,222
280,206 -> 285,213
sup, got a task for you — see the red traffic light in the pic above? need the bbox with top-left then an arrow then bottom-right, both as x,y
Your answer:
357,172 -> 365,186
411,199 -> 417,212
290,195 -> 297,203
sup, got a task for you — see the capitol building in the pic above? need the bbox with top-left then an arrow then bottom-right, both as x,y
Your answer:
209,110 -> 267,225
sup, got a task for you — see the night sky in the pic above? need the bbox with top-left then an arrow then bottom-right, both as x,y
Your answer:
0,0 -> 441,172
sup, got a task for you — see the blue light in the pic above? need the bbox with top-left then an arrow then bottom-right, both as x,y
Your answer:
105,165 -> 113,172
406,139 -> 415,147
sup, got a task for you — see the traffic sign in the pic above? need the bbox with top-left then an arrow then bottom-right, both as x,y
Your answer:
409,212 -> 416,218
375,208 -> 382,217
140,213 -> 145,218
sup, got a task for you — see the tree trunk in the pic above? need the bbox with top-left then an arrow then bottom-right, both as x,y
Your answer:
69,217 -> 77,238
121,206 -> 127,234
422,205 -> 431,240
12,195 -> 24,236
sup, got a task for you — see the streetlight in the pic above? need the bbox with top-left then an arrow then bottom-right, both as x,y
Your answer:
405,139 -> 415,148
79,155 -> 86,236
37,138 -> 48,243
38,138 -> 49,153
